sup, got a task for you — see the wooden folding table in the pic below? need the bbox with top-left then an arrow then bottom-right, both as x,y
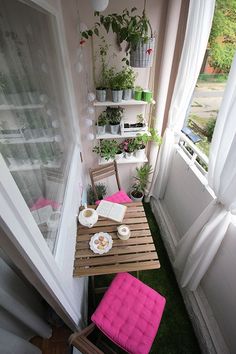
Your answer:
73,202 -> 160,277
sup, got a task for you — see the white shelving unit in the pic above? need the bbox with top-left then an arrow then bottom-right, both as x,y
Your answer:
94,99 -> 151,165
93,99 -> 148,107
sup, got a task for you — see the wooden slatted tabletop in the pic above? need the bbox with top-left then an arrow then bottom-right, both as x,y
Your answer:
73,202 -> 160,277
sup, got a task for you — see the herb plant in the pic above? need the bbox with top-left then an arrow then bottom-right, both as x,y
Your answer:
106,106 -> 124,125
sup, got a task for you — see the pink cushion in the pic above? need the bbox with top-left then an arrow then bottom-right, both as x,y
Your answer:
91,273 -> 166,354
30,197 -> 61,211
95,190 -> 132,205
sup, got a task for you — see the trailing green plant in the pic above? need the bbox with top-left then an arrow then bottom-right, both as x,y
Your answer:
120,66 -> 136,89
106,106 -> 124,125
80,6 -> 153,63
134,128 -> 162,149
131,163 -> 153,197
96,111 -> 108,126
206,118 -> 216,142
92,139 -> 117,160
87,183 -> 107,204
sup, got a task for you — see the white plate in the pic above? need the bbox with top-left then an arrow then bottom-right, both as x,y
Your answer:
89,232 -> 113,255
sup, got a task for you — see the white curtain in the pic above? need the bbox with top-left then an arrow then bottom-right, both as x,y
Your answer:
149,0 -> 215,199
174,52 -> 236,290
0,255 -> 51,353
0,0 -> 74,253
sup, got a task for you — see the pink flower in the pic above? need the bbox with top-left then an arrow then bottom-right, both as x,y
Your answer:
146,48 -> 153,55
80,39 -> 86,46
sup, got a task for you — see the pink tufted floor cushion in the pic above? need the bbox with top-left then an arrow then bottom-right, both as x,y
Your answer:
91,272 -> 166,354
95,189 -> 132,205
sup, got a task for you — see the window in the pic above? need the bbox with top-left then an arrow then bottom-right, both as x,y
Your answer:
182,0 -> 236,160
0,0 -> 75,253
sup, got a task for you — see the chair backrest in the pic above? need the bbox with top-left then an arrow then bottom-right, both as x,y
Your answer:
89,161 -> 121,201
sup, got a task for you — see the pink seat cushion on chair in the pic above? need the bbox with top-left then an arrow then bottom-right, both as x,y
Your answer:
91,273 -> 166,354
95,189 -> 132,205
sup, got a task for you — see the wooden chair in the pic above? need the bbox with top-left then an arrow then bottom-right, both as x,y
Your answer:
89,161 -> 121,201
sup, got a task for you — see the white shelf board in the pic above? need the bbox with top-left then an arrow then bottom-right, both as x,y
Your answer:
99,155 -> 148,165
0,103 -> 44,111
96,130 -> 148,139
0,136 -> 55,144
94,99 -> 148,107
9,161 -> 61,172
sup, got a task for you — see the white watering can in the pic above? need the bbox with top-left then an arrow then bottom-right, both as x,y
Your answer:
78,203 -> 98,228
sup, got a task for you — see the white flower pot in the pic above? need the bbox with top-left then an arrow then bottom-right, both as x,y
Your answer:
123,89 -> 133,100
96,89 -> 106,102
125,152 -> 134,159
135,148 -> 146,160
115,152 -> 123,160
130,191 -> 144,202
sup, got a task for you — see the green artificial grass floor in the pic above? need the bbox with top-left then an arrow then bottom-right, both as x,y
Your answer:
88,202 -> 201,354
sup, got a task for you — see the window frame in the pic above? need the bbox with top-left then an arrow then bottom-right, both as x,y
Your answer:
0,0 -> 85,328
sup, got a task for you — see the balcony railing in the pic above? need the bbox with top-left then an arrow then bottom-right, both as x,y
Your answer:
177,132 -> 209,176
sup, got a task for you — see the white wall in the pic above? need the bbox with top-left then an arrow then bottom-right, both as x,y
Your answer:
151,146 -> 236,353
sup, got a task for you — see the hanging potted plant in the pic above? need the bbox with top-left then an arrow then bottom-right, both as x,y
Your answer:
130,163 -> 153,201
106,106 -> 123,134
92,139 -> 117,163
80,6 -> 155,68
96,111 -> 108,135
121,66 -> 136,100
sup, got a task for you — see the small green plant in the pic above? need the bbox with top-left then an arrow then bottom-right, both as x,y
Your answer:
121,67 -> 136,89
92,139 -> 117,160
109,70 -> 126,90
96,111 -> 108,126
134,128 -> 162,149
121,138 -> 137,153
87,183 -> 107,204
136,113 -> 145,125
106,106 -> 124,125
131,163 -> 153,198
134,86 -> 143,92
206,118 -> 216,142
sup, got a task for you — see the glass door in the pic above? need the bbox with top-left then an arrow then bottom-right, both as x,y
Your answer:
0,0 -> 75,253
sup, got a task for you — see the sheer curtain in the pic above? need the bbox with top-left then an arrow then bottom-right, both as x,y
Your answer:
174,52 -> 236,291
0,0 -> 74,253
149,0 -> 215,200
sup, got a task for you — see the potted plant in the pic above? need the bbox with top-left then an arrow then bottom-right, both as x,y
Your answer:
109,70 -> 125,102
80,7 -> 155,68
92,139 -> 117,163
130,163 -> 153,201
121,66 -> 136,100
87,183 -> 107,204
121,138 -> 137,159
106,106 -> 123,134
96,111 -> 108,135
134,128 -> 161,159
134,86 -> 143,101
115,141 -> 124,160
95,38 -> 114,102
142,89 -> 153,102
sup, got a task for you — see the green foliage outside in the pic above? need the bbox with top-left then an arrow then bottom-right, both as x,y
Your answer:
209,0 -> 236,73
